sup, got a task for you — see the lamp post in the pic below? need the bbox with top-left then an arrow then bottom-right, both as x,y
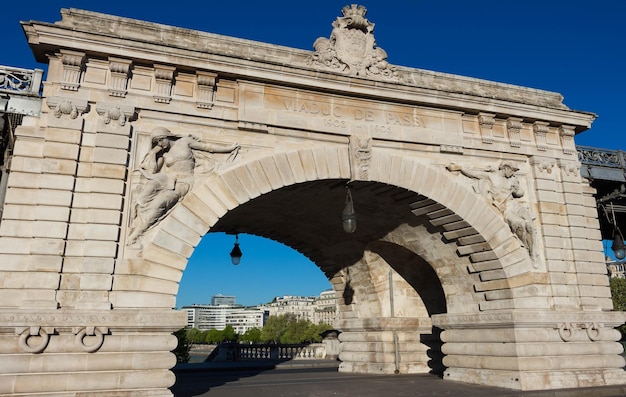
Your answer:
230,234 -> 243,265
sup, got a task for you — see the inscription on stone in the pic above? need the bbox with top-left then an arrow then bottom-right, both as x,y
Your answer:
280,96 -> 422,135
241,85 -> 463,145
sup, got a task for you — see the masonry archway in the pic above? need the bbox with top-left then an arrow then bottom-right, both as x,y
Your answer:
133,148 -> 529,375
2,6 -> 625,396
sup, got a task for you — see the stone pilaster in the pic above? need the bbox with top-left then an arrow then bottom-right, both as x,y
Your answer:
0,97 -> 86,309
58,102 -> 135,310
558,159 -> 610,310
529,155 -> 580,308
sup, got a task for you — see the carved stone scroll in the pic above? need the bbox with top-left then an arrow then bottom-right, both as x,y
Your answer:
533,121 -> 549,151
349,135 -> 372,180
507,117 -> 523,148
559,125 -> 576,155
59,50 -> 85,91
153,65 -> 175,104
479,113 -> 495,144
196,71 -> 217,109
108,57 -> 132,97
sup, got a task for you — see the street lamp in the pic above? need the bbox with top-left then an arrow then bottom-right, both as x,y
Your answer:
612,229 -> 625,260
230,234 -> 243,265
600,202 -> 626,260
342,185 -> 357,233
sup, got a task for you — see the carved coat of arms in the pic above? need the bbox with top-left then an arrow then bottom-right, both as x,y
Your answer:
310,5 -> 397,80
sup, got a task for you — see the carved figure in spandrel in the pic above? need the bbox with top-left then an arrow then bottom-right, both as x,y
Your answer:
127,127 -> 239,244
446,161 -> 537,259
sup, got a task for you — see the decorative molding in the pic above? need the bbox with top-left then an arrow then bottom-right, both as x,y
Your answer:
533,121 -> 550,151
507,117 -> 523,148
440,145 -> 463,154
433,311 -> 626,330
108,57 -> 132,97
153,65 -> 176,103
557,159 -> 580,181
238,121 -> 268,132
349,135 -> 372,180
1,309 -> 185,329
559,125 -> 576,155
530,156 -> 555,175
59,50 -> 86,91
478,113 -> 495,144
95,103 -> 135,126
196,71 -> 217,109
46,97 -> 89,119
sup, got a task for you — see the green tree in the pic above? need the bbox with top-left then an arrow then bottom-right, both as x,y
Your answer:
261,314 -> 293,343
260,314 -> 334,344
172,328 -> 191,363
610,277 -> 626,338
205,329 -> 222,344
240,327 -> 262,343
222,325 -> 237,342
306,322 -> 333,343
280,318 -> 310,344
186,328 -> 205,344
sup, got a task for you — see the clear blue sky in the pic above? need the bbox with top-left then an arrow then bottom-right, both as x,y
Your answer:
3,1 -> 625,307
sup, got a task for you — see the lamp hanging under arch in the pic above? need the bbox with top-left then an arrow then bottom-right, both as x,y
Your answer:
230,234 -> 243,265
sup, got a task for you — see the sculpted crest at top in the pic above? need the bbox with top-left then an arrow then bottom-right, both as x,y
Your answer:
310,4 -> 398,80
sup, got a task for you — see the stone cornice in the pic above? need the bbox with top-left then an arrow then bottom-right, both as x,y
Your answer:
22,8 -> 596,131
433,310 -> 626,329
0,308 -> 186,332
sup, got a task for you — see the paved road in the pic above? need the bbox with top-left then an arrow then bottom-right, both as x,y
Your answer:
170,362 -> 626,397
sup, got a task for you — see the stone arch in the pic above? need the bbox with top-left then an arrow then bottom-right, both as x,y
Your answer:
128,147 -> 533,312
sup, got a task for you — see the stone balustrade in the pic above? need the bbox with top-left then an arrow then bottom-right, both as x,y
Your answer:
210,343 -> 327,361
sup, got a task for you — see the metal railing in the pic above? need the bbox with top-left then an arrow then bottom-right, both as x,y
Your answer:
578,146 -> 626,170
0,65 -> 43,95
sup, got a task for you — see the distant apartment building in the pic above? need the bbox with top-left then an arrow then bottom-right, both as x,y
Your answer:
314,290 -> 338,325
211,294 -> 236,306
227,307 -> 269,334
607,259 -> 626,279
182,295 -> 268,333
264,290 -> 337,325
182,291 -> 337,332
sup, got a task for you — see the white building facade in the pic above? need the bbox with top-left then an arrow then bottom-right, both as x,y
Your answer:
264,290 -> 337,325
